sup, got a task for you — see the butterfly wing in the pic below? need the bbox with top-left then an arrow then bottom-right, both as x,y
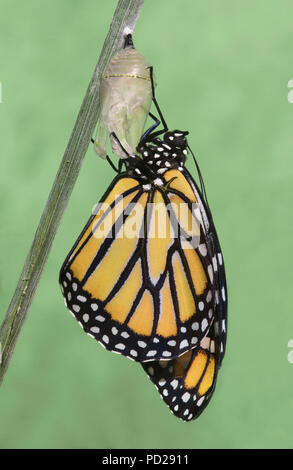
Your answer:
59,169 -> 217,362
60,174 -> 150,359
184,166 -> 228,364
142,323 -> 218,421
142,263 -> 227,421
141,170 -> 228,420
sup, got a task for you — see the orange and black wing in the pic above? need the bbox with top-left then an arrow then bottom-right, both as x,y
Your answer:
59,169 -> 216,362
142,321 -> 219,421
141,174 -> 228,420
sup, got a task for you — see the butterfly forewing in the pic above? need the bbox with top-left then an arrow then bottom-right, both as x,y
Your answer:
60,167 -> 217,362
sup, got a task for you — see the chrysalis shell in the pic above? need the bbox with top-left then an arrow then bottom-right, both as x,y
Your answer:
94,44 -> 154,159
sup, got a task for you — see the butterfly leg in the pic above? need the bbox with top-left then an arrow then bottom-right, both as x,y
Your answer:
105,155 -> 120,173
110,131 -> 133,158
90,137 -> 120,173
138,112 -> 161,145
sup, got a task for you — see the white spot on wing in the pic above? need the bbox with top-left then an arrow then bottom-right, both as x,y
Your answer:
102,335 -> 109,344
222,286 -> 226,301
162,351 -> 172,357
197,396 -> 205,407
182,392 -> 191,402
208,265 -> 214,283
96,315 -> 105,322
83,314 -> 89,323
90,326 -> 100,333
201,318 -> 208,332
198,244 -> 207,256
170,379 -> 179,390
146,350 -> 157,357
180,339 -> 189,349
212,256 -> 218,272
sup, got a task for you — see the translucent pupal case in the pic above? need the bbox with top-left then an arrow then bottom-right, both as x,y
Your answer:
94,44 -> 154,159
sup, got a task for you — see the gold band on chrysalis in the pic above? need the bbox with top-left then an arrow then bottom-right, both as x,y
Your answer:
103,73 -> 151,81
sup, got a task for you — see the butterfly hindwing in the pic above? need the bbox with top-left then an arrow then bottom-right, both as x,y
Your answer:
141,252 -> 227,421
142,322 -> 219,421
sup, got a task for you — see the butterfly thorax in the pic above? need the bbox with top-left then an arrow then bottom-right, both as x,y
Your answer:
124,130 -> 189,184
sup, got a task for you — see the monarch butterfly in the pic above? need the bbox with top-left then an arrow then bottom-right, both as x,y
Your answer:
60,131 -> 217,361
59,34 -> 227,419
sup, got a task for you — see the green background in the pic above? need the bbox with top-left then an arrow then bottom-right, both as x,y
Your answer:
0,0 -> 292,449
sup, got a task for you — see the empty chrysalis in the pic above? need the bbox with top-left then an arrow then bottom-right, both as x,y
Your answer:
94,34 -> 155,159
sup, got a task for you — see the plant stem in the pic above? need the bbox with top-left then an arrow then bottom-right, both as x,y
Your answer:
0,0 -> 144,386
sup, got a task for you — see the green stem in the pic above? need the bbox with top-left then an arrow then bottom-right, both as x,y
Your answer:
0,0 -> 144,386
